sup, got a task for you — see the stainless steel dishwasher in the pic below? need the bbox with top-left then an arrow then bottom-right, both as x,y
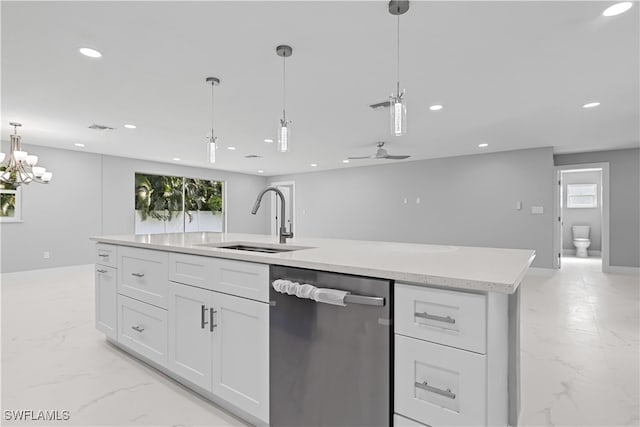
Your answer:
269,265 -> 392,427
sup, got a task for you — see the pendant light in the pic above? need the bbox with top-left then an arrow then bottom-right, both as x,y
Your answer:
276,45 -> 293,153
389,0 -> 409,137
205,77 -> 220,164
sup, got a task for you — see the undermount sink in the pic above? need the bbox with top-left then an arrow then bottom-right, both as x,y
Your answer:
196,241 -> 313,254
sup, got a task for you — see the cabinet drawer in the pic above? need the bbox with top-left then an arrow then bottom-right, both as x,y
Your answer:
95,243 -> 118,268
169,252 -> 215,289
95,265 -> 117,340
117,294 -> 168,367
119,247 -> 169,308
212,258 -> 269,302
395,283 -> 486,354
395,335 -> 486,427
394,414 -> 429,427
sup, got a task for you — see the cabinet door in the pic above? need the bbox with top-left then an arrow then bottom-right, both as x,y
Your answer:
167,282 -> 213,391
211,292 -> 269,423
95,265 -> 117,339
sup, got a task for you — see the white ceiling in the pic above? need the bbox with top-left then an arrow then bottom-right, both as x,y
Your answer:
2,1 -> 638,176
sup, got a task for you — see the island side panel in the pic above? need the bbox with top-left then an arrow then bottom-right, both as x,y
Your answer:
509,288 -> 521,426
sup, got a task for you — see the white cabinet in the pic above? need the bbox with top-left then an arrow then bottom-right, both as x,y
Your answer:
117,294 -> 168,367
119,246 -> 169,308
395,335 -> 486,426
95,243 -> 118,268
167,280 -> 269,423
95,265 -> 117,340
167,282 -> 213,391
211,291 -> 269,422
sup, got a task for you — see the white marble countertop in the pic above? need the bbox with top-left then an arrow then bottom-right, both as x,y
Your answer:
91,232 -> 535,294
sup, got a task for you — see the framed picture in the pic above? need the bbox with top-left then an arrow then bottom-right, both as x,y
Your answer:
0,188 -> 22,222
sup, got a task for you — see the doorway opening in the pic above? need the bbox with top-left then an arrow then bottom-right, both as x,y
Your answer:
553,163 -> 609,271
268,180 -> 295,238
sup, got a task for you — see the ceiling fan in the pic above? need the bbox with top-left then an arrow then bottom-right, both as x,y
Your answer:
348,142 -> 411,160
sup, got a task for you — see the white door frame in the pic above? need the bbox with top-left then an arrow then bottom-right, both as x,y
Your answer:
268,180 -> 295,237
553,162 -> 610,272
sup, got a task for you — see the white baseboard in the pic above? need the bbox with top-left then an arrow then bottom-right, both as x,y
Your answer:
604,265 -> 640,275
526,267 -> 556,277
562,249 -> 601,256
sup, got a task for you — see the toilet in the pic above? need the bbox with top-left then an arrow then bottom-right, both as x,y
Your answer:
572,225 -> 591,257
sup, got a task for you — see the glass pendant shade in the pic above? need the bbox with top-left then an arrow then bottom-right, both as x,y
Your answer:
390,95 -> 407,136
278,121 -> 289,153
33,166 -> 46,177
208,138 -> 216,164
26,155 -> 38,166
14,150 -> 28,162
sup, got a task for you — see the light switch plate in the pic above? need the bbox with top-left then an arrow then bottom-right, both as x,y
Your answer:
531,206 -> 544,214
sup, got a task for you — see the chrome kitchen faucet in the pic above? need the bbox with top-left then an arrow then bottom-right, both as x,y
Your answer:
251,187 -> 294,244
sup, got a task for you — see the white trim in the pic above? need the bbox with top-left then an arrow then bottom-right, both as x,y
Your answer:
268,180 -> 295,237
562,249 -> 602,256
526,267 -> 556,277
604,265 -> 640,275
554,162 -> 610,273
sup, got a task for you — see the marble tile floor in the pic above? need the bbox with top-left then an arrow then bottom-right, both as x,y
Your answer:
1,259 -> 638,426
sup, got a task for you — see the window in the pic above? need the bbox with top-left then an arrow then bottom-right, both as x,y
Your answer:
134,173 -> 224,234
0,187 -> 22,223
566,183 -> 597,208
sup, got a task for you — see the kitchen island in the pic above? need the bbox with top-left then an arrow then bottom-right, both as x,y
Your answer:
91,232 -> 534,427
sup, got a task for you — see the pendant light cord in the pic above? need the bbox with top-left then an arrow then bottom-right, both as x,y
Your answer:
282,54 -> 287,122
396,13 -> 401,96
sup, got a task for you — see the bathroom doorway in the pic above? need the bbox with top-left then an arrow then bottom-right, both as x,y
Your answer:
553,163 -> 610,271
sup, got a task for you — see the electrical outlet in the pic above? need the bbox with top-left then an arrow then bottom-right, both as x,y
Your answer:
403,197 -> 408,204
43,251 -> 50,259
416,197 -> 421,204
516,201 -> 522,210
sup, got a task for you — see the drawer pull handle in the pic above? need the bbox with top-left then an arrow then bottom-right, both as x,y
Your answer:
415,312 -> 456,325
131,325 -> 145,333
98,253 -> 109,258
415,381 -> 456,399
201,305 -> 209,329
131,272 -> 145,278
97,269 -> 108,274
210,309 -> 217,331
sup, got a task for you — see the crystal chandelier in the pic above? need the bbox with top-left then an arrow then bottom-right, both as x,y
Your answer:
0,123 -> 53,187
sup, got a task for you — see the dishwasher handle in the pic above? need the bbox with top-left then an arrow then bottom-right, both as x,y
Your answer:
344,294 -> 385,306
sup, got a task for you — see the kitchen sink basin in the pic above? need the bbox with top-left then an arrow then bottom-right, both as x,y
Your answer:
196,242 -> 313,254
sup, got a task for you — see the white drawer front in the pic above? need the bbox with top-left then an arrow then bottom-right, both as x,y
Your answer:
395,283 -> 486,354
117,295 -> 168,367
95,243 -> 117,268
95,265 -> 117,340
395,335 -> 486,427
394,414 -> 429,427
119,247 -> 169,308
212,259 -> 269,302
169,252 -> 215,289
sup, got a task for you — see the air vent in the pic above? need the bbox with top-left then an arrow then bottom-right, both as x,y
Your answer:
244,154 -> 262,159
88,123 -> 115,131
369,101 -> 391,110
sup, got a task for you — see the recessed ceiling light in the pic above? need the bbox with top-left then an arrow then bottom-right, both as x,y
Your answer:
227,146 -> 237,150
172,157 -> 181,161
310,163 -> 318,167
342,159 -> 350,164
264,139 -> 274,143
74,143 -> 85,147
124,123 -> 136,129
429,104 -> 443,111
582,102 -> 601,109
257,169 -> 264,173
603,2 -> 633,16
79,47 -> 102,58
478,143 -> 489,148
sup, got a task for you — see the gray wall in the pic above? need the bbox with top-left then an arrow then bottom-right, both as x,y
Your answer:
272,147 -> 556,268
562,170 -> 602,252
555,148 -> 640,268
0,144 -> 269,273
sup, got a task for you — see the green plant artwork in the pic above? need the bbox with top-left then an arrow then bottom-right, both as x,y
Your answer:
0,192 -> 16,217
135,173 -> 223,223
